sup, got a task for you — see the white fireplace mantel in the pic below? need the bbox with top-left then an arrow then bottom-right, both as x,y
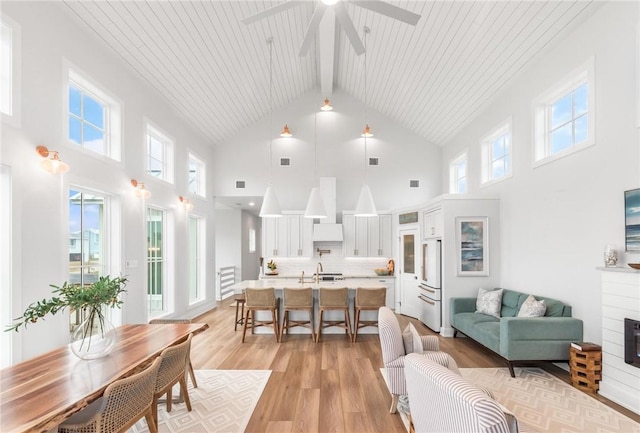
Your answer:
599,267 -> 640,415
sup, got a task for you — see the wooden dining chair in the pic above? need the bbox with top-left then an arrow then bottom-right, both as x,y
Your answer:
58,357 -> 161,433
152,334 -> 193,425
149,318 -> 198,388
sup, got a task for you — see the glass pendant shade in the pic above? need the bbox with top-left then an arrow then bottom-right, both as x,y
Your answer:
304,186 -> 327,219
354,183 -> 377,217
260,185 -> 283,217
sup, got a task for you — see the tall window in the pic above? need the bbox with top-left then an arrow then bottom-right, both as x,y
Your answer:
481,119 -> 512,185
533,58 -> 594,166
188,152 -> 205,197
67,68 -> 122,160
69,189 -> 106,286
147,207 -> 166,316
1,165 -> 12,367
189,215 -> 205,304
449,152 -> 468,194
1,19 -> 13,116
146,123 -> 174,183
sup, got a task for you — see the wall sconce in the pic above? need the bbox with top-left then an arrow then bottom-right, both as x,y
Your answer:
131,179 -> 151,199
36,145 -> 70,174
179,196 -> 194,211
280,124 -> 292,137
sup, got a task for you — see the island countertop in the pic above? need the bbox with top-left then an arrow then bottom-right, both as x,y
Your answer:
229,278 -> 391,294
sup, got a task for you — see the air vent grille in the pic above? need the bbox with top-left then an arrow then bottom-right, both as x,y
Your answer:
235,180 -> 245,189
369,157 -> 379,166
410,180 -> 419,188
280,158 -> 290,166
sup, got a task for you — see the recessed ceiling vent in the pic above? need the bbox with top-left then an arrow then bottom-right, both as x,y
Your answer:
280,158 -> 290,166
235,180 -> 245,189
410,180 -> 419,188
369,157 -> 379,166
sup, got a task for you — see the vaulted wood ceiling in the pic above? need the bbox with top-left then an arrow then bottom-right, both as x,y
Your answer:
61,1 -> 599,147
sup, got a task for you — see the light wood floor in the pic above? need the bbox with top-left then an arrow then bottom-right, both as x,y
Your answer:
190,298 -> 640,432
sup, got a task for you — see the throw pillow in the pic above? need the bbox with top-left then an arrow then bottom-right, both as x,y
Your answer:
475,288 -> 503,318
408,323 -> 424,354
517,294 -> 546,317
402,324 -> 414,354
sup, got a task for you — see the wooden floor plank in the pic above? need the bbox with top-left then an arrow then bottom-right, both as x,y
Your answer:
292,388 -> 320,433
319,369 -> 346,433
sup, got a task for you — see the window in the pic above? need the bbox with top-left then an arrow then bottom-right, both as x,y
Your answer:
533,58 -> 594,166
146,123 -> 174,183
147,207 -> 166,316
449,151 -> 468,194
1,16 -> 20,125
481,119 -> 512,185
67,68 -> 122,160
1,165 -> 12,367
188,215 -> 205,304
188,152 -> 205,197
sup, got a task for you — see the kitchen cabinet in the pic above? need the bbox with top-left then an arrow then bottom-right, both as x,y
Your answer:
423,208 -> 443,239
343,212 -> 392,257
262,212 -> 313,257
263,216 -> 287,257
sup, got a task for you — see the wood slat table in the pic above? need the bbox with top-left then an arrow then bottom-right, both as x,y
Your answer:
0,323 -> 208,433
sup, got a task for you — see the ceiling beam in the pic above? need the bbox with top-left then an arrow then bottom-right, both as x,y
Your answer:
319,8 -> 335,96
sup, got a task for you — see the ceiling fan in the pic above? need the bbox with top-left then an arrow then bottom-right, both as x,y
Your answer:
242,0 -> 421,56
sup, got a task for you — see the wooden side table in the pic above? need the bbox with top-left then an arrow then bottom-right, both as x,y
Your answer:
569,345 -> 602,394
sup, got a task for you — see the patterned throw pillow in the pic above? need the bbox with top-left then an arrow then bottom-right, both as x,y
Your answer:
517,294 -> 546,317
475,288 -> 503,318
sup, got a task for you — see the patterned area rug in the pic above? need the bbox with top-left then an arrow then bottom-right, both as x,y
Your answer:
129,370 -> 271,433
460,367 -> 640,433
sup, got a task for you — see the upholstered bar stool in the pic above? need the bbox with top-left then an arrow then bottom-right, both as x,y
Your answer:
279,287 -> 315,342
353,287 -> 387,342
317,287 -> 352,343
233,292 -> 246,331
242,287 -> 280,343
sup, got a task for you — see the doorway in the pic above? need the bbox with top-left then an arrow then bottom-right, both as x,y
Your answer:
399,228 -> 421,319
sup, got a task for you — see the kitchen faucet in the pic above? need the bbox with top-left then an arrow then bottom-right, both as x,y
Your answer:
314,262 -> 323,283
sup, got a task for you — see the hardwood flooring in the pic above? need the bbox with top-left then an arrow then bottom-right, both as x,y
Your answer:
190,299 -> 640,432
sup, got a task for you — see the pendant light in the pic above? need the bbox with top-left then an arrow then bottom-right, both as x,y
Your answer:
355,26 -> 377,217
304,111 -> 327,219
260,37 -> 283,218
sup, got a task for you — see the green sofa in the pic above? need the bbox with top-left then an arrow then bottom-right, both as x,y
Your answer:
450,289 -> 583,377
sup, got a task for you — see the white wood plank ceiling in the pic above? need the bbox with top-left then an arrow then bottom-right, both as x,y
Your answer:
60,1 -> 598,147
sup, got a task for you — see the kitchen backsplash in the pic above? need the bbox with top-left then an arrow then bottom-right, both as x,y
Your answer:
263,242 -> 392,277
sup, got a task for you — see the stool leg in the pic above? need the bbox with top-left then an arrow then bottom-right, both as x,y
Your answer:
345,308 -> 352,340
316,310 -> 323,343
279,310 -> 287,342
310,307 -> 316,342
242,309 -> 250,342
272,308 -> 279,342
353,308 -> 360,342
234,301 -> 240,331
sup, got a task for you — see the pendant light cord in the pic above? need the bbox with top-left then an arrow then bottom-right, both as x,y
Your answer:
363,26 -> 369,183
314,111 -> 318,183
268,37 -> 274,184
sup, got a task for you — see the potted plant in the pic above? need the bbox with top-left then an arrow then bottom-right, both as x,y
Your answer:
7,275 -> 128,359
266,259 -> 278,275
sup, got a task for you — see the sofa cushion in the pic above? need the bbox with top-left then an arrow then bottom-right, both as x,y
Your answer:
501,290 -> 525,317
541,298 -> 567,317
518,295 -> 546,317
453,312 -> 498,332
476,288 -> 503,318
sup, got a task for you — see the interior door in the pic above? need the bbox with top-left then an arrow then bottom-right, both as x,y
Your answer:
399,228 -> 421,319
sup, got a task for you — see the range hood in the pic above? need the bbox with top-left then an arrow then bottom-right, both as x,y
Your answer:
313,223 -> 343,241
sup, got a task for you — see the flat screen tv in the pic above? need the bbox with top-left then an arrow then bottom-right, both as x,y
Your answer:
625,188 -> 640,251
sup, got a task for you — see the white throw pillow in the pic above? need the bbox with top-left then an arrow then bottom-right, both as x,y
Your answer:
475,288 -> 503,318
518,294 -> 546,317
408,323 -> 424,354
402,324 -> 414,354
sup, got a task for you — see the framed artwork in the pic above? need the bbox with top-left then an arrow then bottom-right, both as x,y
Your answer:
456,217 -> 489,276
625,188 -> 640,251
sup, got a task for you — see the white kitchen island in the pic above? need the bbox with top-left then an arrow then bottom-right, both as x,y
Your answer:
229,278 -> 392,336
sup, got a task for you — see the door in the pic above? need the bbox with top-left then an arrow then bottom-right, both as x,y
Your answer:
399,228 -> 421,319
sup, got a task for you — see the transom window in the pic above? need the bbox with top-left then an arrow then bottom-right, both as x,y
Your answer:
1,19 -> 13,116
533,58 -> 594,166
449,152 -> 468,194
188,152 -> 205,197
481,120 -> 512,185
146,123 -> 174,183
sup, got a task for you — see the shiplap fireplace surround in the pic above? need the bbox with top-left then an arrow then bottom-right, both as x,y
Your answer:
600,269 -> 640,414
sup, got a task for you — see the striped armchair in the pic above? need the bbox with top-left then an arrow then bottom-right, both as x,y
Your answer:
378,307 -> 448,413
405,353 -> 523,433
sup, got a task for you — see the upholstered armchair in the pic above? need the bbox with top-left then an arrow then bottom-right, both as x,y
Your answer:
405,353 -> 524,433
378,306 -> 454,413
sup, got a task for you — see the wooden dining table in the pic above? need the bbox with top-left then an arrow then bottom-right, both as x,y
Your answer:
0,322 -> 209,433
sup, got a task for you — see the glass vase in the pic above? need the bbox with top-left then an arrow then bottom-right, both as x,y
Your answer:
70,306 -> 116,360
604,244 -> 618,267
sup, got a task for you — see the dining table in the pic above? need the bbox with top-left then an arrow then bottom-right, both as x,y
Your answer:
0,322 -> 208,433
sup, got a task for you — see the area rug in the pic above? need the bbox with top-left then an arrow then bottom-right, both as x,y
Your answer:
460,367 -> 640,433
129,370 -> 271,433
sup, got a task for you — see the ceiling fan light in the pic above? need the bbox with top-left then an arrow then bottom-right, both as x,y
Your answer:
321,98 -> 333,111
321,0 -> 340,5
260,185 -> 283,217
361,124 -> 373,138
354,183 -> 377,217
280,124 -> 292,137
304,186 -> 327,219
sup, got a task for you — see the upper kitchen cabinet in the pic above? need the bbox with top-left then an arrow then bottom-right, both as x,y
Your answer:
262,212 -> 313,257
343,212 -> 392,257
423,208 -> 443,240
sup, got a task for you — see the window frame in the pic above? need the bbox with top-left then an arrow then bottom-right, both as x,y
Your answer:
1,15 -> 21,126
147,205 -> 174,318
449,151 -> 468,194
480,118 -> 512,186
188,151 -> 206,197
188,214 -> 206,305
532,57 -> 595,167
145,121 -> 175,184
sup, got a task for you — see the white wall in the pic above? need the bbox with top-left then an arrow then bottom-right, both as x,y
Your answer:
1,2 -> 217,361
215,208 -> 242,296
241,210 -> 261,281
441,1 -> 640,342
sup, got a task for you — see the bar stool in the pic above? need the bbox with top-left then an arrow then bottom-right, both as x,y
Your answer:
279,287 -> 315,342
242,287 -> 280,343
317,287 -> 352,343
353,287 -> 387,342
233,292 -> 246,331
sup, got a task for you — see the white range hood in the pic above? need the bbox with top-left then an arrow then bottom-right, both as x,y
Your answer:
313,177 -> 343,242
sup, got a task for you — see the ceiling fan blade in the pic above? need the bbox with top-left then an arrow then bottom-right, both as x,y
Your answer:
351,0 -> 421,26
334,2 -> 365,55
299,2 -> 328,56
242,1 -> 303,25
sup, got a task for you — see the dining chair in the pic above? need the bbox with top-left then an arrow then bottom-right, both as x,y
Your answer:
152,334 -> 193,425
57,357 -> 161,433
148,319 -> 198,388
242,287 -> 280,343
353,287 -> 387,342
317,287 -> 352,343
279,287 -> 315,341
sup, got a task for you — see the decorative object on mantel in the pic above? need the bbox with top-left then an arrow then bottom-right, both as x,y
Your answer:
7,275 -> 128,360
628,263 -> 640,270
604,244 -> 618,267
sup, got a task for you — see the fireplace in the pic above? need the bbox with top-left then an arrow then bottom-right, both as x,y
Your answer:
624,318 -> 640,368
